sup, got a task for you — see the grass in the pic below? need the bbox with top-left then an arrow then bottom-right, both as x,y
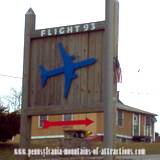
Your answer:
115,142 -> 160,155
0,138 -> 160,160
0,138 -> 60,160
0,142 -> 19,160
90,141 -> 160,154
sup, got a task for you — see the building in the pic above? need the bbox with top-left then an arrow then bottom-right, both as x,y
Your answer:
31,92 -> 157,142
115,99 -> 157,142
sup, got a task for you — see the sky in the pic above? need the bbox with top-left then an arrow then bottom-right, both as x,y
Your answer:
0,0 -> 160,133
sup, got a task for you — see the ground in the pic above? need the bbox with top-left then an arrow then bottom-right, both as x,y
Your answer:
0,137 -> 160,160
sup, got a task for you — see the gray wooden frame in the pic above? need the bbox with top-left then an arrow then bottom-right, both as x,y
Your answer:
20,0 -> 119,159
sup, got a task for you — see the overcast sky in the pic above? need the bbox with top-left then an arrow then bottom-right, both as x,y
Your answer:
0,0 -> 159,133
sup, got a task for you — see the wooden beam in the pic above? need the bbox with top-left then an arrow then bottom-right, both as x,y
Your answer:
20,8 -> 35,160
103,0 -> 118,160
31,21 -> 105,39
25,103 -> 103,116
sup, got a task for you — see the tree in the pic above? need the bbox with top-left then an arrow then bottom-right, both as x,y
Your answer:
0,100 -> 8,113
155,132 -> 159,138
0,105 -> 20,142
4,88 -> 22,111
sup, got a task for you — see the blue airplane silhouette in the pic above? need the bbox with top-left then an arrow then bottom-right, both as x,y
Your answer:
39,42 -> 96,98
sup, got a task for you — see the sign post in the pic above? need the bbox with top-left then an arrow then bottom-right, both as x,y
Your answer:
20,8 -> 35,160
103,0 -> 119,159
103,0 -> 114,159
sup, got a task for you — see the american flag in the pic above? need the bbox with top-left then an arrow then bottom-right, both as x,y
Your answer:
113,56 -> 122,83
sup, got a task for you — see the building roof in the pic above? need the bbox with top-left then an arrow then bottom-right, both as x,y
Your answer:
116,100 -> 157,116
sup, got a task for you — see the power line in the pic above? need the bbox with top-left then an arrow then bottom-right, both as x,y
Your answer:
0,74 -> 22,79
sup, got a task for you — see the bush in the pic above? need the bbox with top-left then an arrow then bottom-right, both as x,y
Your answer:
0,106 -> 20,142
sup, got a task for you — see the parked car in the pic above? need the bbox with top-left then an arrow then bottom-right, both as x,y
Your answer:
132,136 -> 151,142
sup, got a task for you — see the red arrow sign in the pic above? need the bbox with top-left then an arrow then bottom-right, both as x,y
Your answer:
43,118 -> 94,129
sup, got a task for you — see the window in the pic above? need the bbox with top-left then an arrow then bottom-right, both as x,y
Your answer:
63,114 -> 72,121
133,113 -> 140,136
144,116 -> 152,136
117,110 -> 124,127
146,116 -> 151,125
38,115 -> 48,128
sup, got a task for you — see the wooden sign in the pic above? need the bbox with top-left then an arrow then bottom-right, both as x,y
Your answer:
20,0 -> 119,158
22,12 -> 105,116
